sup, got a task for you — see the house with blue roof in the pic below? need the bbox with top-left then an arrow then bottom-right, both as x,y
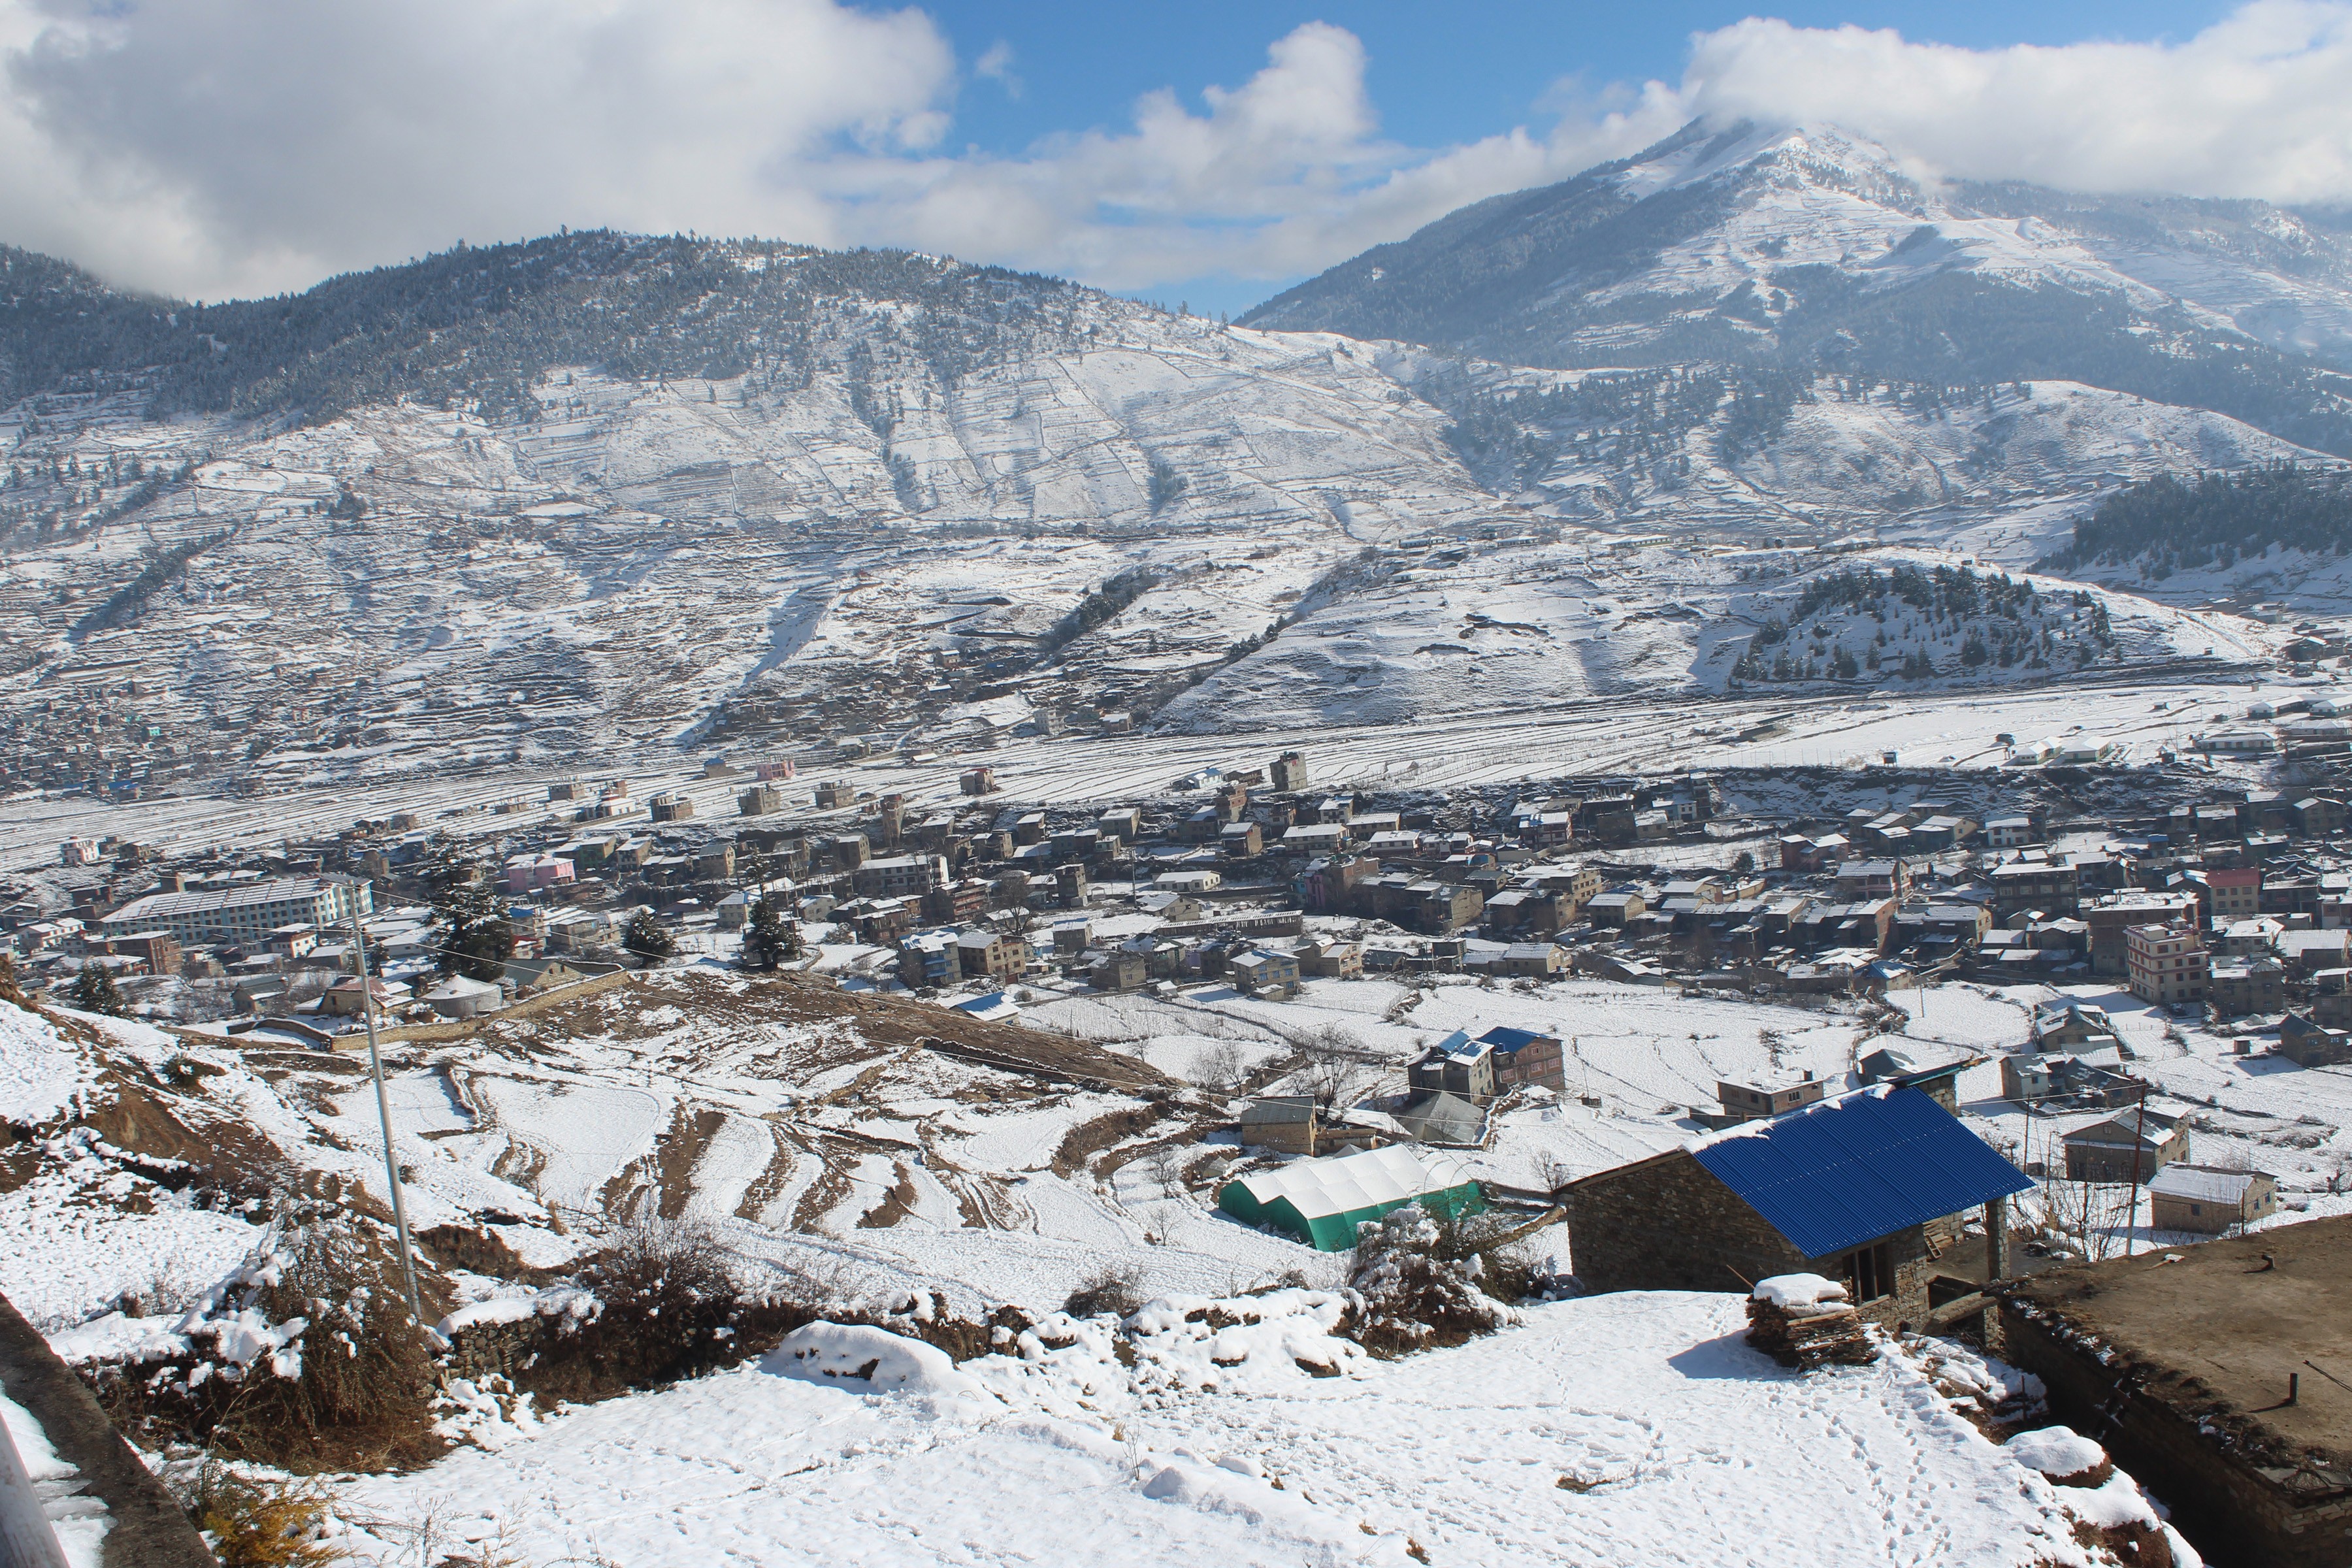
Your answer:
1560,1086 -> 2031,1324
1476,1025 -> 1565,1090
1407,1030 -> 1494,1098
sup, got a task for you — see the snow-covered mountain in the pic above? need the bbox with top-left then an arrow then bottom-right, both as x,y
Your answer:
0,197 -> 2320,765
1244,122 -> 2352,457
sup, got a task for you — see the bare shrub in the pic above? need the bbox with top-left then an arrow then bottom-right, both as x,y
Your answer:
1296,1024 -> 1378,1112
215,1224 -> 441,1471
1195,1040 -> 1247,1093
96,1218 -> 440,1472
1345,1205 -> 1520,1357
1063,1262 -> 1147,1320
2033,1177 -> 2134,1262
521,1219 -> 746,1401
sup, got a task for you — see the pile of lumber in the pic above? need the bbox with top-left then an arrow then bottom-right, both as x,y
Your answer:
1745,1274 -> 1876,1368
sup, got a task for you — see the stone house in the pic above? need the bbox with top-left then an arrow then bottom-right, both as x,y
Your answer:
2278,1009 -> 2352,1067
1296,938 -> 1364,979
2146,1164 -> 2279,1234
2061,1113 -> 2187,1183
1229,948 -> 1301,999
1561,1087 -> 2031,1325
1990,858 -> 2081,919
1716,1075 -> 1828,1122
1407,1032 -> 1496,1099
1493,941 -> 1569,978
1237,1096 -> 1319,1156
1584,890 -> 1645,927
1483,887 -> 1572,938
1089,949 -> 1147,992
2208,958 -> 2286,1018
2031,1000 -> 2120,1052
955,928 -> 1026,984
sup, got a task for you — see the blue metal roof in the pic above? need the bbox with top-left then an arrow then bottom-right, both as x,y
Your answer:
1691,1088 -> 2030,1260
1477,1026 -> 1549,1051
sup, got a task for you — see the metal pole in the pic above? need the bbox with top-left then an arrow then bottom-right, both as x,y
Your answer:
346,883 -> 421,1322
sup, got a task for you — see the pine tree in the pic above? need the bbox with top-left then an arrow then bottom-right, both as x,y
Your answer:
625,909 -> 677,964
71,962 -> 125,1016
436,883 -> 515,982
739,897 -> 800,971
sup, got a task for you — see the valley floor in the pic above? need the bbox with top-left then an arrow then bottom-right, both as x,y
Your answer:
0,667 -> 2299,868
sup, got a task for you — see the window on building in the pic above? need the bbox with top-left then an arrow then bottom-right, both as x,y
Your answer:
1844,1242 -> 1895,1303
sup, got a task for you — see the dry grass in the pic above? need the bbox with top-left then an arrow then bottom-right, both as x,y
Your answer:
1050,1105 -> 1162,1177
184,1465 -> 345,1567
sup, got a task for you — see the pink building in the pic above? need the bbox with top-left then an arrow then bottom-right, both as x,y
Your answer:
504,854 -> 576,894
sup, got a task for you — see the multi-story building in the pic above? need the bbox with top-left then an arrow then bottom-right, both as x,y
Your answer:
2083,893 -> 2201,975
851,853 -> 949,900
1989,858 -> 2081,919
103,877 -> 372,949
2125,923 -> 2210,1006
2204,866 -> 2262,924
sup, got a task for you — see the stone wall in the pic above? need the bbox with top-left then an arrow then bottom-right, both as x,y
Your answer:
1564,1152 -> 1955,1327
1998,1304 -> 2352,1568
1563,1151 -> 1810,1295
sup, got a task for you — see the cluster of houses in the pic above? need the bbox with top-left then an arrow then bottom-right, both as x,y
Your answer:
3,862 -> 621,1030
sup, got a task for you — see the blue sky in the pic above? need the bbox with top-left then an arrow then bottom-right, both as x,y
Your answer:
923,3 -> 2238,164
910,1 -> 2247,315
1,0 -> 2339,307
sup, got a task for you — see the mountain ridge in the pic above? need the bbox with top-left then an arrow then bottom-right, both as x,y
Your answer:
1241,121 -> 2352,456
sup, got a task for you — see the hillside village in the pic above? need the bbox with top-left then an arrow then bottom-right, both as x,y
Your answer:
11,689 -> 2352,1562
7,63 -> 2352,1568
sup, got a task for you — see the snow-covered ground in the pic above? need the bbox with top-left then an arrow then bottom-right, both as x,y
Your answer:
4,944 -> 2326,1566
325,1292 -> 2172,1568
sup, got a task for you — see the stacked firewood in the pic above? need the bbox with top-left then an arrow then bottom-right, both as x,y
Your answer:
1745,1275 -> 1877,1368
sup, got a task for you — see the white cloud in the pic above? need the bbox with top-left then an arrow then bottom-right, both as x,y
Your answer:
0,0 -> 957,299
974,39 -> 1019,97
1678,1 -> 2352,204
0,1 -> 2347,306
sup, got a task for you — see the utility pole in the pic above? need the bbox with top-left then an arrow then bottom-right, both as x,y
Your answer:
345,882 -> 421,1322
2125,1082 -> 2153,1259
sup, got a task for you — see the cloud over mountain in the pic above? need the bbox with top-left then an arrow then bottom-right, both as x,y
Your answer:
1,0 -> 2348,304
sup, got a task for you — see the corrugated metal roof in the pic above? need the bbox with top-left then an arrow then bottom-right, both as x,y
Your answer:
1691,1087 -> 2030,1260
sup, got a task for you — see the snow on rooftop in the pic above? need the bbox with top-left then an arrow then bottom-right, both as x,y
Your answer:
1232,1144 -> 1471,1222
2146,1164 -> 2264,1204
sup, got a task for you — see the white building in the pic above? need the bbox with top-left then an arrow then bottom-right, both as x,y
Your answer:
59,837 -> 103,866
103,877 -> 373,949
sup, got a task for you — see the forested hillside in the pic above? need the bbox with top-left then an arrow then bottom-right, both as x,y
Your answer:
2,232 -> 1105,427
2039,464 -> 2352,575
